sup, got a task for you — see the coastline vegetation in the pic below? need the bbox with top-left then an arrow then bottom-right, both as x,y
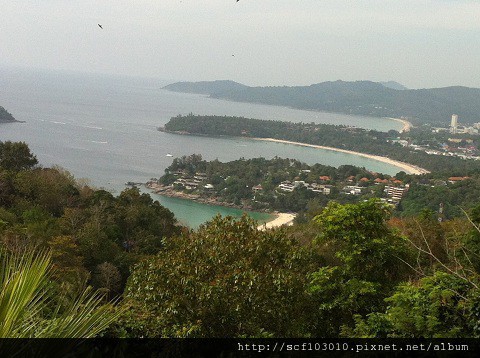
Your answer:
162,114 -> 480,175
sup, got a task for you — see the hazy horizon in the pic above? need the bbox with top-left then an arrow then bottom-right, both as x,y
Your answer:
2,1 -> 479,89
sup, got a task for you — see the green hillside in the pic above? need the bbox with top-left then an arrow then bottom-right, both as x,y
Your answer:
164,80 -> 480,124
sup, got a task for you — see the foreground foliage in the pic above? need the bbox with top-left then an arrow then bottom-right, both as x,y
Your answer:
2,141 -> 480,338
124,215 -> 316,337
0,250 -> 120,338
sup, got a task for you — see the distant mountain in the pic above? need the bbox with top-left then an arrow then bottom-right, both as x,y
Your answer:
380,81 -> 408,90
163,80 -> 480,124
163,80 -> 248,95
0,106 -> 17,123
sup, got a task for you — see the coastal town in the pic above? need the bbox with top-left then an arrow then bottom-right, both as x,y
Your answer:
392,114 -> 480,161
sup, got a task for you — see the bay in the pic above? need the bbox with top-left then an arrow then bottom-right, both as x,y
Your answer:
0,67 -> 404,227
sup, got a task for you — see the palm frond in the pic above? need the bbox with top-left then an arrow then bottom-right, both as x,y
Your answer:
0,250 -> 121,338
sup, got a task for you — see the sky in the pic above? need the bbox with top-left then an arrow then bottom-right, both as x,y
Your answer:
1,0 -> 480,88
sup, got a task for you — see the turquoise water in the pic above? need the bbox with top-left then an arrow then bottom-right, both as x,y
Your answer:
149,192 -> 274,229
0,67 -> 404,226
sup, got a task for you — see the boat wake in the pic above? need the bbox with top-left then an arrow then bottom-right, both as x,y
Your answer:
73,124 -> 103,130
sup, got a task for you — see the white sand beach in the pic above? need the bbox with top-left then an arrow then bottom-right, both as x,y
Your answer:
257,212 -> 296,230
251,137 -> 430,175
388,117 -> 412,133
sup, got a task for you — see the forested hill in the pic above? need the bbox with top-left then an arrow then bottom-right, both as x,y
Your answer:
164,80 -> 248,95
0,106 -> 17,123
164,80 -> 480,125
380,81 -> 408,90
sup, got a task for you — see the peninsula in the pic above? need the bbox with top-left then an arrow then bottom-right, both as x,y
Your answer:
159,114 -> 442,173
160,114 -> 480,175
164,80 -> 480,125
149,155 -> 410,223
249,138 -> 427,175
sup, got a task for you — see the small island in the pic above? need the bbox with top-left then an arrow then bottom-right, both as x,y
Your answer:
0,106 -> 18,123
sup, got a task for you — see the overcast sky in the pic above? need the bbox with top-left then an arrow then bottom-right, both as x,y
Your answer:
1,0 -> 479,88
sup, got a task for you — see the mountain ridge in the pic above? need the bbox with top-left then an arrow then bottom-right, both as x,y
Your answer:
163,80 -> 480,124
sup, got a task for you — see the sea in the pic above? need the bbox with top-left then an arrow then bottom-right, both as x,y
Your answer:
0,67 -> 404,228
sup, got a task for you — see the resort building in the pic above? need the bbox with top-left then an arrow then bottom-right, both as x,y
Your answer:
342,185 -> 364,195
277,181 -> 295,192
384,185 -> 409,202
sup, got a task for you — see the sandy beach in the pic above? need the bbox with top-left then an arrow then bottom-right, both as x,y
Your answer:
251,137 -> 430,175
388,117 -> 412,133
258,212 -> 296,230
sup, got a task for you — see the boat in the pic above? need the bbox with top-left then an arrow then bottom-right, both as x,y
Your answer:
166,153 -> 173,157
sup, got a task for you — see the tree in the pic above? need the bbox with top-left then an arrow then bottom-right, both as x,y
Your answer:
48,235 -> 90,295
313,200 -> 410,283
353,271 -> 479,338
92,262 -> 122,297
352,209 -> 480,338
0,249 -> 120,338
0,141 -> 38,172
308,200 -> 412,336
123,215 -> 315,337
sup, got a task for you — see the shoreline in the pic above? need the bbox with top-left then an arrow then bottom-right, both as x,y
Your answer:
250,137 -> 429,175
146,183 -> 291,229
388,117 -> 412,133
257,212 -> 296,230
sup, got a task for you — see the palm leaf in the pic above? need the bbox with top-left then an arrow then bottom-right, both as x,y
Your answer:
0,250 -> 121,338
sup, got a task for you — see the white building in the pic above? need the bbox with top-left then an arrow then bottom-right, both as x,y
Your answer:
450,114 -> 458,134
384,185 -> 409,202
277,181 -> 295,192
342,185 -> 363,195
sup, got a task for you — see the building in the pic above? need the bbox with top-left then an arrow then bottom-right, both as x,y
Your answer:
448,176 -> 470,184
450,114 -> 458,134
342,185 -> 363,195
277,181 -> 295,192
384,185 -> 409,202
252,184 -> 263,193
194,173 -> 208,181
308,183 -> 332,195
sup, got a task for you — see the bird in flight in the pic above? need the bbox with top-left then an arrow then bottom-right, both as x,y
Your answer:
98,24 -> 103,29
